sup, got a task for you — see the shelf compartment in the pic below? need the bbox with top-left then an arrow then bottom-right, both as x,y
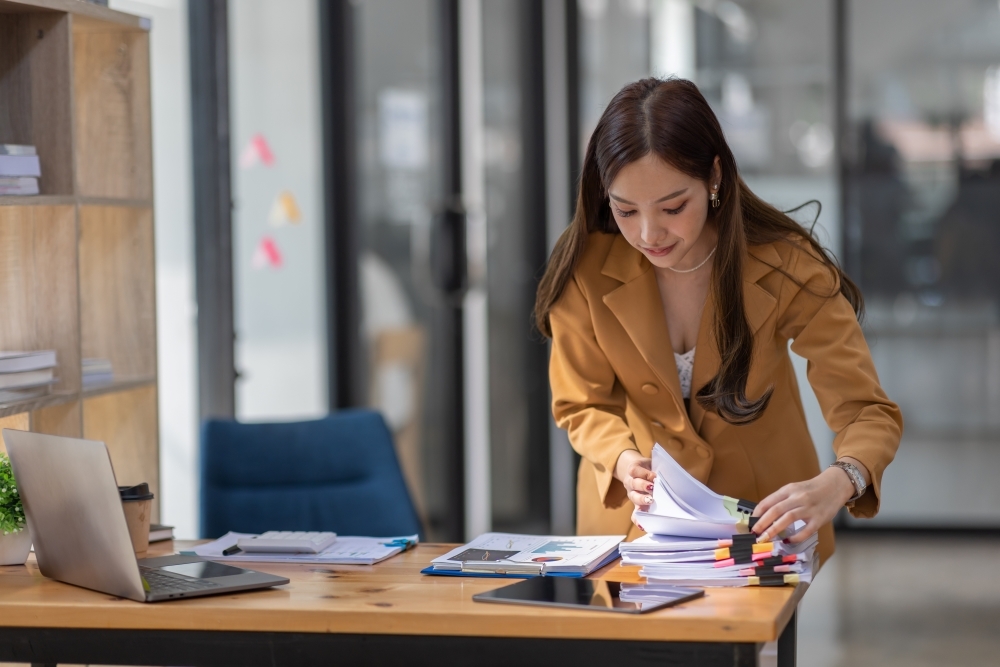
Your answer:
0,389 -> 75,419
81,374 -> 155,399
79,205 -> 156,381
0,195 -> 76,206
83,384 -> 158,521
0,205 -> 80,393
72,16 -> 152,199
30,398 -> 81,438
0,10 -> 75,195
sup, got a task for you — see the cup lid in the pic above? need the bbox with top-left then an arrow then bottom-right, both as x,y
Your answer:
119,483 -> 154,501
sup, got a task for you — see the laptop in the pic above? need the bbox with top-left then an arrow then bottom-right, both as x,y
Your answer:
3,429 -> 289,602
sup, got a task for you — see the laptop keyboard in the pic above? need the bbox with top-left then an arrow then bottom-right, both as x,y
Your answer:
140,566 -> 221,594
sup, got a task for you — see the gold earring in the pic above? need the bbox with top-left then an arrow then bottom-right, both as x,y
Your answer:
710,191 -> 720,208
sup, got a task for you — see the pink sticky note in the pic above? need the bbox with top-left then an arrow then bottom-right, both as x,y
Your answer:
251,235 -> 283,269
239,133 -> 276,169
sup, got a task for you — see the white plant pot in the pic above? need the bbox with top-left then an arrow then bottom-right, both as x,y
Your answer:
0,528 -> 31,565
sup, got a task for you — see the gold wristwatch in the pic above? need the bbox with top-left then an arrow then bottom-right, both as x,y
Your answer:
829,460 -> 867,505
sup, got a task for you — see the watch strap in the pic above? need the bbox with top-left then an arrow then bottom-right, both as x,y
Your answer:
829,460 -> 867,504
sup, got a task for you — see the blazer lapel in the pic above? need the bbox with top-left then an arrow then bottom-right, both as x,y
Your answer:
690,243 -> 781,432
600,236 -> 686,412
689,288 -> 719,433
598,236 -> 784,435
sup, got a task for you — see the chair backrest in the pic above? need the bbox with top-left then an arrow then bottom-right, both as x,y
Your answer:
200,409 -> 423,539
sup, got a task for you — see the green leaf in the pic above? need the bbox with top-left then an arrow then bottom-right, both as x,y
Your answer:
0,453 -> 25,533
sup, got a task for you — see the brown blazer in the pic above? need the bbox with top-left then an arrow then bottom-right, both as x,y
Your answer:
549,232 -> 903,563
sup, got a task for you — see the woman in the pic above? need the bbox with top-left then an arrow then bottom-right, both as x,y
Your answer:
535,78 -> 902,562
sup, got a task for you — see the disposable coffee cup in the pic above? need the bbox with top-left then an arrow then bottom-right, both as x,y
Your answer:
119,483 -> 154,557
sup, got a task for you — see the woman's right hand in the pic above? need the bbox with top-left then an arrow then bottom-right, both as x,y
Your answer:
615,449 -> 656,511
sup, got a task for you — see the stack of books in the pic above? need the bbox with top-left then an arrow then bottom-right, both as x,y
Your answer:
149,523 -> 175,543
0,145 -> 41,195
82,358 -> 114,388
623,443 -> 817,589
0,351 -> 58,404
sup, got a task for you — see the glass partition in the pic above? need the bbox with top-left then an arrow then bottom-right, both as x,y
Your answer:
693,0 -> 839,461
229,0 -> 328,420
481,1 -> 551,533
845,0 -> 1000,525
352,0 -> 450,536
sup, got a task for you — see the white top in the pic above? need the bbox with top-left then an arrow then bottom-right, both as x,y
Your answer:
674,347 -> 695,399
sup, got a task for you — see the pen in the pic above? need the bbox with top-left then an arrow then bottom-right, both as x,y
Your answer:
223,545 -> 243,556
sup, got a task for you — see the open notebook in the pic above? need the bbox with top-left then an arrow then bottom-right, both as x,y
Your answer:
423,533 -> 623,578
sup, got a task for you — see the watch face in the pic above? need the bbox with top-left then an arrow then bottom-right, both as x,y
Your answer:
834,462 -> 865,500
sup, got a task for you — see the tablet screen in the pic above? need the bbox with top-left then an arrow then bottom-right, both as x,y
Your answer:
472,578 -> 703,614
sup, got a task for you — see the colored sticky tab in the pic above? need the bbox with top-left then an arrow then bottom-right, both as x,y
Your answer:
748,574 -> 800,587
754,555 -> 799,567
251,235 -> 283,270
239,133 -> 276,169
268,190 -> 302,227
738,564 -> 794,577
723,496 -> 758,524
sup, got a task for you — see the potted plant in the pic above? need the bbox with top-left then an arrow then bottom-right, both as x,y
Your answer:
0,452 -> 30,565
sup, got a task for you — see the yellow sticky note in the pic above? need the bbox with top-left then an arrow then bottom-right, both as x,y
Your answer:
268,191 -> 302,227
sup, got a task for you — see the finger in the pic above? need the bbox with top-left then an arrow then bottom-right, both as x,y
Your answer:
784,520 -> 818,545
759,507 -> 803,542
752,486 -> 792,518
629,463 -> 656,484
753,497 -> 798,537
630,476 -> 655,495
627,488 -> 654,508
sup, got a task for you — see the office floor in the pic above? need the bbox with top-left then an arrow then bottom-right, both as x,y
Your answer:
796,531 -> 1000,667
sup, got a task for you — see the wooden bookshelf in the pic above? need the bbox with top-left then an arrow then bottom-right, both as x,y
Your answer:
0,1 -> 159,517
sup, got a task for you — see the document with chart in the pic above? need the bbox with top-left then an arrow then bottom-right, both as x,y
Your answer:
424,533 -> 624,578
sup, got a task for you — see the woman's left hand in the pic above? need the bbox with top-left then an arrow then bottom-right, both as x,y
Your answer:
750,466 -> 856,544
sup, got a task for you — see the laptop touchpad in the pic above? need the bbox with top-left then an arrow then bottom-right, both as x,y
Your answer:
160,561 -> 250,579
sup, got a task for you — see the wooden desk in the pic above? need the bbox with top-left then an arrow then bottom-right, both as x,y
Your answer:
0,540 -> 804,667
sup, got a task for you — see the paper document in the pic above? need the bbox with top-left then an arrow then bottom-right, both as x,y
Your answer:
631,443 -> 761,539
622,444 -> 816,587
188,532 -> 418,565
427,533 -> 623,577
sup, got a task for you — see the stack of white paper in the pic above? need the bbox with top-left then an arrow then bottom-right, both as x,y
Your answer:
625,443 -> 816,587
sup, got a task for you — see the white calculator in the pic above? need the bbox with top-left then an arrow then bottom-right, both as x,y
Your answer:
236,531 -> 338,554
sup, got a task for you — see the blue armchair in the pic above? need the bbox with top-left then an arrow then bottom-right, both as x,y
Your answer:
200,409 -> 422,539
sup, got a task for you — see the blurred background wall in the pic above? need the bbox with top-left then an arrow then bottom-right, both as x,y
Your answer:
124,0 -> 1000,543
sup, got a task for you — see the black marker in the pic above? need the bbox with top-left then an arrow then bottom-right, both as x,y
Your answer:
222,545 -> 242,556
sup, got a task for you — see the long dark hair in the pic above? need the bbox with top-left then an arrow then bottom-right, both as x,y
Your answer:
534,78 -> 863,425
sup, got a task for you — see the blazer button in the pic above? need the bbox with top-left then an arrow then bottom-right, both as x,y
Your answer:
696,446 -> 711,459
669,437 -> 685,450
641,383 -> 658,395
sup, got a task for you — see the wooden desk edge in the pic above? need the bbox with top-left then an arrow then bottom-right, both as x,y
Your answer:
0,541 -> 805,644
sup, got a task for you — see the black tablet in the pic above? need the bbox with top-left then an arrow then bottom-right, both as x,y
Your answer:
472,578 -> 704,614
